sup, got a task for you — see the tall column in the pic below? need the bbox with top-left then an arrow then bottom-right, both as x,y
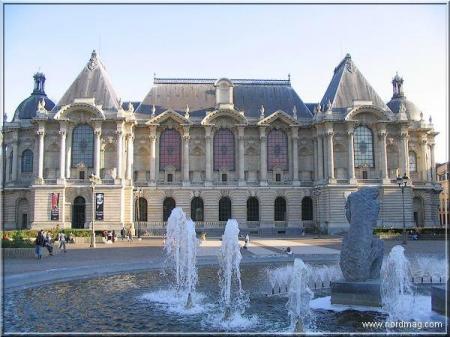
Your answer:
116,129 -> 123,180
66,126 -> 72,179
291,127 -> 299,185
430,142 -> 436,182
59,125 -> 67,180
317,132 -> 324,182
183,127 -> 190,185
259,127 -> 267,186
400,129 -> 409,177
94,127 -> 102,178
149,127 -> 157,185
326,127 -> 335,183
420,136 -> 428,181
347,124 -> 356,183
11,137 -> 18,182
205,126 -> 212,184
378,127 -> 388,183
238,126 -> 245,186
37,127 -> 45,182
125,134 -> 134,181
313,138 -> 318,182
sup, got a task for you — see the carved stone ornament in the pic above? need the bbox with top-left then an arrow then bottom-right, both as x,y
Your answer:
87,50 -> 99,71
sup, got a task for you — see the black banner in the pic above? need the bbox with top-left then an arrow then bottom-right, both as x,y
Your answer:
95,193 -> 104,220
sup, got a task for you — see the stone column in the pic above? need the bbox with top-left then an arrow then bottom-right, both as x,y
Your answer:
400,129 -> 409,177
37,127 -> 45,182
313,138 -> 318,182
183,127 -> 190,185
326,128 -> 335,183
430,143 -> 436,182
126,134 -> 134,181
66,126 -> 73,179
378,127 -> 389,183
259,127 -> 267,186
420,136 -> 428,181
347,124 -> 356,183
59,125 -> 67,180
116,129 -> 123,180
291,127 -> 299,185
149,127 -> 157,185
205,126 -> 212,185
238,126 -> 246,186
93,127 -> 102,178
317,132 -> 324,182
11,138 -> 18,182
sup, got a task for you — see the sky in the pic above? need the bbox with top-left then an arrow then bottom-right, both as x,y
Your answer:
3,3 -> 448,162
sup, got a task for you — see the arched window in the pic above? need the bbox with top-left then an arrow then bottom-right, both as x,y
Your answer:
247,197 -> 259,221
159,129 -> 181,170
274,197 -> 286,221
409,151 -> 417,173
219,197 -> 232,221
354,126 -> 374,167
21,149 -> 33,173
301,196 -> 313,221
267,129 -> 288,171
214,129 -> 235,171
191,197 -> 204,221
72,124 -> 94,168
135,197 -> 148,222
163,197 -> 176,222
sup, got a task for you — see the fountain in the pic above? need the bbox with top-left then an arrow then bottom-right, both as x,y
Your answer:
219,219 -> 247,320
381,245 -> 414,321
286,258 -> 313,332
164,207 -> 198,308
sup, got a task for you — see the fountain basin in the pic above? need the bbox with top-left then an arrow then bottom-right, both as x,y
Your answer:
331,280 -> 381,307
431,285 -> 449,316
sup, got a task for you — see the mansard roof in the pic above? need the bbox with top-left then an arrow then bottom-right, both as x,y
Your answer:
136,78 -> 313,119
320,54 -> 390,114
54,50 -> 120,112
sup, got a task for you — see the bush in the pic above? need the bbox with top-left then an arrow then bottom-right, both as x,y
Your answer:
2,238 -> 34,248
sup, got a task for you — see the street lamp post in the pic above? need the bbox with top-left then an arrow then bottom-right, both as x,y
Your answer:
89,174 -> 100,248
312,187 -> 321,238
136,187 -> 143,240
396,173 -> 409,245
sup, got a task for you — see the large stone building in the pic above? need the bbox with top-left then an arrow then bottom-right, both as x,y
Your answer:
437,162 -> 449,226
1,51 -> 442,234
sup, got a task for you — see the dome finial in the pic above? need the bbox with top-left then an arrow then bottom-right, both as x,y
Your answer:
259,105 -> 265,120
392,72 -> 404,98
88,50 -> 99,70
32,72 -> 46,95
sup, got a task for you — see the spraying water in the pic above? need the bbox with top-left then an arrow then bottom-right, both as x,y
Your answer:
164,207 -> 198,308
219,219 -> 247,320
286,258 -> 314,332
381,245 -> 414,321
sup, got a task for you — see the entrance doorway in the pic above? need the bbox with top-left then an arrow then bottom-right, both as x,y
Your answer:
16,198 -> 29,229
72,196 -> 86,228
413,196 -> 424,227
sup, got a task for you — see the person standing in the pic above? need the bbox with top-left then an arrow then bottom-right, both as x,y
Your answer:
112,230 -> 116,243
35,230 -> 44,259
58,231 -> 67,253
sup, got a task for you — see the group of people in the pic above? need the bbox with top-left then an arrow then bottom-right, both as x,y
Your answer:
102,230 -> 116,243
35,230 -> 69,259
120,226 -> 134,241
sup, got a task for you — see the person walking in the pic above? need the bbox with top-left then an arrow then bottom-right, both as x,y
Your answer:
58,231 -> 67,253
112,230 -> 116,243
35,230 -> 44,259
120,226 -> 125,241
44,233 -> 54,256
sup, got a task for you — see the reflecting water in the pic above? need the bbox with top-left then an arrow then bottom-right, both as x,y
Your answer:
4,264 -> 446,333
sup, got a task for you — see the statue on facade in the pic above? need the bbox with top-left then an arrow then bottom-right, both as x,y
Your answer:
339,187 -> 384,281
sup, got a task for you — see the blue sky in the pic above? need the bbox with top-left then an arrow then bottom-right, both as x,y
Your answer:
3,3 -> 448,162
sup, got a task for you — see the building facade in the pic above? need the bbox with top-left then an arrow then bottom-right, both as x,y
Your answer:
1,51 -> 442,234
437,162 -> 449,226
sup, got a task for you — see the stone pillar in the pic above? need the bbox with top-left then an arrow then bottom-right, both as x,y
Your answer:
291,127 -> 299,185
430,143 -> 436,182
347,124 -> 356,184
116,129 -> 123,180
37,127 -> 45,182
317,132 -> 324,182
420,136 -> 428,181
11,138 -> 18,182
59,125 -> 67,180
126,134 -> 134,181
66,126 -> 73,179
149,127 -> 157,185
378,127 -> 389,183
400,129 -> 409,177
93,127 -> 102,178
326,128 -> 335,183
313,138 -> 318,182
205,126 -> 212,185
183,127 -> 190,185
238,126 -> 246,186
259,127 -> 267,186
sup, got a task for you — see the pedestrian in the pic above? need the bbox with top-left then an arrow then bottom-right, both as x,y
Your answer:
245,234 -> 250,243
44,233 -> 54,256
35,230 -> 44,259
58,231 -> 67,252
244,234 -> 249,249
112,230 -> 116,243
121,226 -> 125,240
286,247 -> 293,255
127,228 -> 133,241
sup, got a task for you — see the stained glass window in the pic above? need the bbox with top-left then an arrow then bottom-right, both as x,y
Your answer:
274,197 -> 286,221
409,151 -> 417,173
21,149 -> 33,173
191,197 -> 204,221
301,196 -> 313,221
219,197 -> 232,221
267,129 -> 288,171
72,124 -> 94,168
354,126 -> 374,167
214,129 -> 235,171
159,129 -> 181,170
247,197 -> 259,221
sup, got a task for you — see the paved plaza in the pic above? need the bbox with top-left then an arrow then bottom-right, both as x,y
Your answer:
3,236 -> 446,290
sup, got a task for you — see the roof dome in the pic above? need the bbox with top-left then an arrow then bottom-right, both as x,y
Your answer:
13,72 -> 55,121
386,73 -> 422,121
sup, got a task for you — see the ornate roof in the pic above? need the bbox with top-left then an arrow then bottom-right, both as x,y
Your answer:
13,73 -> 55,121
53,50 -> 120,112
136,78 -> 313,119
320,54 -> 390,114
387,73 -> 423,121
